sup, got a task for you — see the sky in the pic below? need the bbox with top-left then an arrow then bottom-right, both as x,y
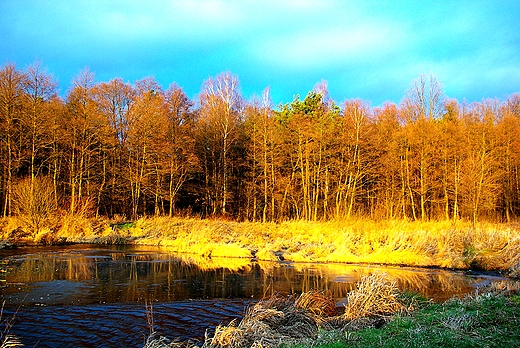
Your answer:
1,0 -> 520,107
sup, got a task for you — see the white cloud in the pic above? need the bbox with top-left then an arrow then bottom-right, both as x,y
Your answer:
255,22 -> 406,70
2,0 -> 519,106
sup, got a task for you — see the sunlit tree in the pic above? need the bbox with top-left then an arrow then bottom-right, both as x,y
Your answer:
126,77 -> 167,217
335,99 -> 373,219
65,68 -> 110,215
197,72 -> 244,216
91,78 -> 133,216
372,103 -> 402,219
276,84 -> 339,220
400,74 -> 445,220
164,83 -> 198,216
0,64 -> 24,216
496,95 -> 520,221
460,100 -> 502,223
21,62 -> 58,186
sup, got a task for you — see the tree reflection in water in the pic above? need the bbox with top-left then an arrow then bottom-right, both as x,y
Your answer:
0,244 -> 502,307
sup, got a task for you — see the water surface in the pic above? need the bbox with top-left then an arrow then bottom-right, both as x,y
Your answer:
0,244 -> 505,347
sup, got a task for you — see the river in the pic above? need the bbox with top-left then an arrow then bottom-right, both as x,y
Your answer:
0,244 -> 506,347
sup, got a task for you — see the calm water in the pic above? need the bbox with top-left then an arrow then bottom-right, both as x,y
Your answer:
0,244 -> 506,347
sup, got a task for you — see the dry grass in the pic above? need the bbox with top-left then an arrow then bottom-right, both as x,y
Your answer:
475,279 -> 520,297
203,293 -> 319,348
129,218 -> 520,269
2,215 -> 519,273
206,323 -> 244,348
295,290 -> 337,317
133,217 -> 519,272
197,273 -> 410,348
343,273 -> 409,320
143,333 -> 199,348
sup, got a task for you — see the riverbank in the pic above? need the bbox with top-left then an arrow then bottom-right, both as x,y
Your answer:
1,216 -> 520,274
333,281 -> 520,348
143,274 -> 520,348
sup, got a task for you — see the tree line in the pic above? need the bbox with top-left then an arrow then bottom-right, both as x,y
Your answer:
1,62 -> 519,223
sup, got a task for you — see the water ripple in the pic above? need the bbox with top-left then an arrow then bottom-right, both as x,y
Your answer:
3,300 -> 251,348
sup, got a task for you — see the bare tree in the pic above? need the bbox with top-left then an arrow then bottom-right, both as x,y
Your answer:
91,78 -> 133,216
198,72 -> 243,215
0,64 -> 25,216
22,61 -> 58,185
164,83 -> 198,216
400,74 -> 445,220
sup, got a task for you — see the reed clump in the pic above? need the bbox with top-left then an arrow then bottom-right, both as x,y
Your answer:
295,290 -> 337,317
203,293 -> 319,348
343,273 -> 409,320
197,273 -> 410,348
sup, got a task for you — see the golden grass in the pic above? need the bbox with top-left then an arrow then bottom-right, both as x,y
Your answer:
2,215 -> 519,272
124,217 -> 520,272
295,290 -> 337,317
343,273 -> 408,320
200,273 -> 410,347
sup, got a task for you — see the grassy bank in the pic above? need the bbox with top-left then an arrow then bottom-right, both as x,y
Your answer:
143,274 -> 520,348
290,281 -> 520,348
334,284 -> 520,348
1,216 -> 520,273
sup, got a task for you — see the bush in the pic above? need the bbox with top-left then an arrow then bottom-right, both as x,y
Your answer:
12,176 -> 57,236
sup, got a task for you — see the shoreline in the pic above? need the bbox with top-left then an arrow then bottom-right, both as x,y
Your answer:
1,216 -> 520,276
142,275 -> 520,348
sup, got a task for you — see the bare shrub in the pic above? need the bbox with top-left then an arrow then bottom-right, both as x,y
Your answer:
12,176 -> 57,236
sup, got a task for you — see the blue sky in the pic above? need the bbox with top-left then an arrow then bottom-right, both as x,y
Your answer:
1,0 -> 519,107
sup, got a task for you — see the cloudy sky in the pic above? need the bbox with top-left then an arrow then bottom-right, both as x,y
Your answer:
1,0 -> 519,107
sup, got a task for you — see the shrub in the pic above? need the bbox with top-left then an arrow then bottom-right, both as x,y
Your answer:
12,176 -> 57,236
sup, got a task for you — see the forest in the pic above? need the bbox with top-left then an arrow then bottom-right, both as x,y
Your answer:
1,62 -> 519,224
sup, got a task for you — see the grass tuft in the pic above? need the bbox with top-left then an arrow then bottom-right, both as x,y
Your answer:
295,290 -> 337,317
343,273 -> 410,320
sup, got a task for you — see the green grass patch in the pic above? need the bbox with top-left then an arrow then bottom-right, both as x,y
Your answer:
289,290 -> 520,348
111,222 -> 136,230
